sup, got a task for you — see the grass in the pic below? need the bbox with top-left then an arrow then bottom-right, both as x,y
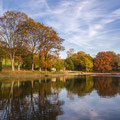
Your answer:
0,70 -> 65,77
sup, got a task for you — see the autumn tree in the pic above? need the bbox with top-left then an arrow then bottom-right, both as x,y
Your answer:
15,45 -> 28,71
38,26 -> 64,71
94,52 -> 112,72
107,51 -> 119,71
17,18 -> 40,71
0,11 -> 28,71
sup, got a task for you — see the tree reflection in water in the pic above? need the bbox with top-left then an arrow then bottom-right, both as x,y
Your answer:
94,76 -> 120,97
0,79 -> 64,120
0,75 -> 120,119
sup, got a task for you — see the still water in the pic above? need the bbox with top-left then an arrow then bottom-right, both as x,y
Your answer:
0,75 -> 120,120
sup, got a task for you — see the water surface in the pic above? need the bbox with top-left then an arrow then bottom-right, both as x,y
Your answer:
0,75 -> 120,120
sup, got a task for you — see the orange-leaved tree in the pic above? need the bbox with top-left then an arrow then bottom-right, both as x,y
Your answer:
94,52 -> 112,72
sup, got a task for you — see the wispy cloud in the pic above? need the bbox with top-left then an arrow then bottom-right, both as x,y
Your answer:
0,0 -> 3,16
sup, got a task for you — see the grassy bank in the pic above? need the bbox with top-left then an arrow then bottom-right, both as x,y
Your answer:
0,70 -> 64,76
0,70 -> 120,79
0,70 -> 69,78
83,72 -> 120,75
0,70 -> 84,78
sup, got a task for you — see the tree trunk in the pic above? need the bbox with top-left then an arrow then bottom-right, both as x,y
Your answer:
39,67 -> 41,72
5,56 -> 7,67
32,63 -> 34,71
10,81 -> 14,98
11,56 -> 15,71
45,67 -> 47,71
18,64 -> 21,71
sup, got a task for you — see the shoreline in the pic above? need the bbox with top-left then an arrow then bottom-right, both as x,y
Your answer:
0,71 -> 120,78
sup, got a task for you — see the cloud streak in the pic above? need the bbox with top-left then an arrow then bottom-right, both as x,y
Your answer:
0,0 -> 3,16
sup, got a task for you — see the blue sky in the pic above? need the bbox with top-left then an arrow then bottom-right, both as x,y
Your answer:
0,0 -> 120,58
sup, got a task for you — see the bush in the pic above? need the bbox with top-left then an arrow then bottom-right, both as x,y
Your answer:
0,61 -> 2,71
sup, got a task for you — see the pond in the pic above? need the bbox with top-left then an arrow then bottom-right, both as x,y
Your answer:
0,75 -> 120,120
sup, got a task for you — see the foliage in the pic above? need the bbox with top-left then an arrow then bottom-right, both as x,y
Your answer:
38,25 -> 65,70
0,10 -> 64,71
0,11 -> 120,73
17,18 -> 41,71
22,54 -> 33,70
107,51 -> 119,71
65,58 -> 74,70
16,16 -> 64,71
53,59 -> 64,71
94,52 -> 112,72
65,51 -> 93,71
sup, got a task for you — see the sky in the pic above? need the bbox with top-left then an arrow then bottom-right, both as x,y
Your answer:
0,0 -> 120,58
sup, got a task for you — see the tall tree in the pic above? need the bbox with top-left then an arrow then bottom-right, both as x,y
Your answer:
0,11 -> 28,71
17,18 -> 39,71
38,26 -> 64,71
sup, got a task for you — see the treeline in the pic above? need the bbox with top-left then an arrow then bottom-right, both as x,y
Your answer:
0,11 -> 120,73
65,49 -> 120,72
0,10 -> 64,71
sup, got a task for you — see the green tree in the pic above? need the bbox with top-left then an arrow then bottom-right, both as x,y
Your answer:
53,59 -> 64,71
68,51 -> 93,71
85,57 -> 93,72
65,58 -> 74,70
